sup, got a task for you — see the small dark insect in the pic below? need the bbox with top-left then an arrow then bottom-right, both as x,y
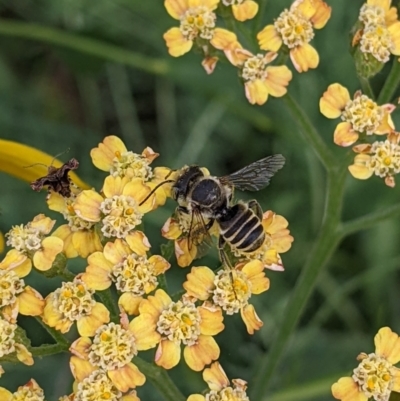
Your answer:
30,158 -> 79,198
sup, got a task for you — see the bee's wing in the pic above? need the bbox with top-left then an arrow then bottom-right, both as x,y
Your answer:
220,154 -> 285,191
185,209 -> 215,258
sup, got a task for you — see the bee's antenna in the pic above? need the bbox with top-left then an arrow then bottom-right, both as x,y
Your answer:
24,162 -> 48,169
49,148 -> 70,167
139,179 -> 175,206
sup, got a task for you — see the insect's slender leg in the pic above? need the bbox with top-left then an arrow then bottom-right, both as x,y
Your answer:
248,199 -> 263,219
218,236 -> 238,299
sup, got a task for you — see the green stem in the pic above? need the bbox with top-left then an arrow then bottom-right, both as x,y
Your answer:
339,203 -> 400,237
283,93 -> 336,172
250,169 -> 347,400
377,58 -> 400,104
358,76 -> 375,99
30,343 -> 69,357
0,19 -> 169,76
34,316 -> 70,347
134,357 -> 186,401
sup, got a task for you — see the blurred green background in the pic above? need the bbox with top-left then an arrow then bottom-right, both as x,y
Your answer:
0,0 -> 400,400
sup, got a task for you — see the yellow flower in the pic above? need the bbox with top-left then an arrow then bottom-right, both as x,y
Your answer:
163,0 -> 238,58
138,289 -> 224,371
0,316 -> 34,376
4,214 -> 64,272
257,0 -> 332,72
320,83 -> 395,147
332,327 -> 400,401
225,48 -> 292,105
73,175 -> 155,239
358,0 -> 398,27
82,236 -> 170,315
0,232 -> 4,254
42,276 -> 110,336
222,0 -> 259,22
70,317 -> 159,392
0,379 -> 44,401
188,361 -> 250,401
0,268 -> 44,323
349,132 -> 400,187
183,260 -> 269,334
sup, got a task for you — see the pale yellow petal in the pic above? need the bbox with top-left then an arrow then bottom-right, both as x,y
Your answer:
334,122 -> 359,147
126,231 -> 151,256
311,0 -> 332,29
389,22 -> 400,55
264,65 -> 292,97
348,154 -> 374,180
331,377 -> 366,401
164,27 -> 193,57
33,236 -> 63,271
72,230 -> 103,258
199,305 -> 224,335
52,225 -> 78,259
90,135 -> 127,172
108,363 -> 145,392
290,43 -> 319,73
155,339 -> 181,369
119,293 -> 143,315
183,266 -> 215,300
164,0 -> 189,19
232,1 -> 258,21
240,304 -> 263,334
203,361 -> 230,391
76,302 -> 110,337
184,335 -> 219,371
74,190 -> 103,222
210,28 -> 238,50
320,84 -> 351,118
129,313 -> 161,350
257,25 -> 282,52
17,286 -> 44,316
103,175 -> 130,198
374,327 -> 400,364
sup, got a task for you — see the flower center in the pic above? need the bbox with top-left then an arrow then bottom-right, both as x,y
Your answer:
206,379 -> 249,401
274,9 -> 314,48
10,384 -> 45,401
63,198 -> 95,231
212,270 -> 251,314
0,318 -> 16,358
112,255 -> 159,295
367,140 -> 400,178
6,224 -> 43,254
180,6 -> 216,41
360,24 -> 393,63
111,151 -> 153,180
242,54 -> 269,82
156,298 -> 201,345
51,279 -> 96,321
89,323 -> 137,370
341,95 -> 384,135
0,270 -> 25,308
75,370 -> 122,401
359,4 -> 385,27
222,0 -> 244,5
353,353 -> 394,401
100,195 -> 143,238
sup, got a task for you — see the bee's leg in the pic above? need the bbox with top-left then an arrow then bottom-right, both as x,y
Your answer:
218,236 -> 232,269
204,218 -> 215,231
248,199 -> 263,219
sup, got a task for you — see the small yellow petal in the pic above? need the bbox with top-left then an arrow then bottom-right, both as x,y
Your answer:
52,225 -> 78,259
290,43 -> 319,73
331,377 -> 366,401
334,122 -> 359,147
320,83 -> 350,118
90,135 -> 127,172
126,231 -> 151,256
108,363 -> 146,392
72,230 -> 103,259
232,1 -> 258,21
17,286 -> 44,316
240,304 -> 263,334
155,339 -> 181,369
389,22 -> 400,55
264,65 -> 292,97
103,175 -> 130,198
184,335 -> 220,371
33,236 -> 63,271
74,190 -> 103,222
245,80 -> 269,105
119,293 -> 143,316
311,0 -> 332,29
210,28 -> 238,50
257,25 -> 282,52
199,305 -> 224,336
203,361 -> 230,391
76,302 -> 110,337
183,266 -> 215,300
129,313 -> 161,350
164,0 -> 189,19
164,27 -> 193,57
15,344 -> 34,366
348,154 -> 374,180
70,355 -> 96,381
374,327 -> 400,364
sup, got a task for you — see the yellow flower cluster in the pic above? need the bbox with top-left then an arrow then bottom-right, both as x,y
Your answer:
0,135 -> 292,399
320,83 -> 400,187
163,0 -> 331,105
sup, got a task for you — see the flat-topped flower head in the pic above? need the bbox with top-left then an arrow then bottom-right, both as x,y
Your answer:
358,0 -> 398,28
188,361 -> 250,401
82,236 -> 169,315
42,276 -> 110,336
184,261 -> 269,334
5,214 -> 63,272
0,269 -> 44,323
0,379 -> 44,401
163,0 -> 238,59
0,317 -> 33,376
320,83 -> 395,147
73,176 -> 155,240
257,0 -> 332,72
138,289 -> 224,371
70,316 -> 158,392
349,133 -> 400,187
222,0 -> 258,21
332,327 -> 400,401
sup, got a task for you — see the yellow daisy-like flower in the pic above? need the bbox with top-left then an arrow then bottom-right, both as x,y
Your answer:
0,316 -> 34,376
257,0 -> 332,72
42,276 -> 110,336
358,0 -> 398,28
225,47 -> 292,105
70,317 -> 159,392
222,0 -> 259,22
0,268 -> 44,323
73,175 -> 155,240
82,236 -> 170,315
183,260 -> 269,334
188,361 -> 250,401
320,83 -> 395,147
349,132 -> 400,187
332,327 -> 400,401
47,191 -> 103,259
138,289 -> 224,371
4,214 -> 64,272
0,379 -> 44,401
163,0 -> 238,58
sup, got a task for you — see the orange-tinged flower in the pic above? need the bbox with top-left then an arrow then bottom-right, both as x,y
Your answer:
74,176 -> 155,239
42,276 -> 110,336
332,327 -> 400,401
188,361 -> 250,401
222,0 -> 259,21
0,379 -> 44,400
257,0 -> 331,72
5,214 -> 63,272
82,236 -> 169,315
0,268 -> 44,323
163,0 -> 238,58
70,317 -> 158,392
183,261 -> 269,334
320,83 -> 395,147
138,289 -> 224,371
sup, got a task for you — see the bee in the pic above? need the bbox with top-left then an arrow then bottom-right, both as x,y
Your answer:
142,155 -> 285,265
